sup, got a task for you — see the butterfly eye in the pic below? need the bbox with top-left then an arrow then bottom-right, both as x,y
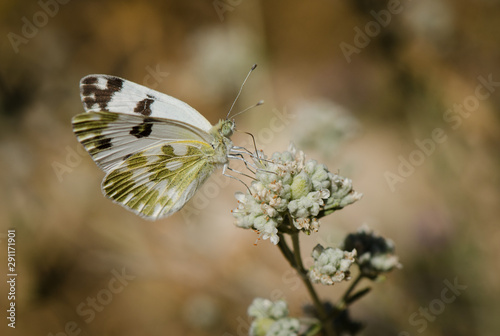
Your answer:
221,121 -> 234,137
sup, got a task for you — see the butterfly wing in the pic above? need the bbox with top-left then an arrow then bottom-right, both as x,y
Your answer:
72,111 -> 213,172
80,74 -> 213,132
73,111 -> 218,220
102,140 -> 217,220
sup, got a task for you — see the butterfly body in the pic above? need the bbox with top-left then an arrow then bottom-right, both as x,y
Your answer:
73,75 -> 237,220
208,118 -> 235,161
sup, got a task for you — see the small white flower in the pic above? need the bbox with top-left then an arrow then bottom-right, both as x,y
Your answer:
232,145 -> 362,244
248,298 -> 278,319
309,244 -> 357,285
266,317 -> 300,336
248,299 -> 299,336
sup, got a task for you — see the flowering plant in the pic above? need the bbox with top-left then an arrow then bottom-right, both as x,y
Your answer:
232,144 -> 401,336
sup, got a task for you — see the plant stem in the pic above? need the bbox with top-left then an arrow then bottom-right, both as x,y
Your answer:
286,228 -> 335,336
276,232 -> 297,268
339,273 -> 363,308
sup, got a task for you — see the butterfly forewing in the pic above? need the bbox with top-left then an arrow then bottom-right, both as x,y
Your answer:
72,111 -> 213,171
80,75 -> 213,131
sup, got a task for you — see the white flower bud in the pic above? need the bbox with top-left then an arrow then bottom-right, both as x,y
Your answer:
309,244 -> 357,285
233,144 -> 361,244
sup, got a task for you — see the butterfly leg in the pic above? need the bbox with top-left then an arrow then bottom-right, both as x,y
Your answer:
231,147 -> 275,166
228,153 -> 257,174
229,152 -> 277,177
222,163 -> 253,195
229,147 -> 275,169
223,162 -> 256,181
242,131 -> 260,157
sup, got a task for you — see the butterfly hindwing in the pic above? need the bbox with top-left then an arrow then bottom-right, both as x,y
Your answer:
102,141 -> 217,219
80,75 -> 213,131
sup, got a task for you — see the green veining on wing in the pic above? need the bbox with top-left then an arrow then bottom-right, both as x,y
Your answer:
102,141 -> 217,217
127,153 -> 148,169
73,112 -> 120,155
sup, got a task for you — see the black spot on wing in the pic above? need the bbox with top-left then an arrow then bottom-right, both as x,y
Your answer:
134,95 -> 154,116
81,76 -> 97,85
130,121 -> 153,138
83,135 -> 113,155
81,76 -> 124,111
107,77 -> 124,90
95,137 -> 113,150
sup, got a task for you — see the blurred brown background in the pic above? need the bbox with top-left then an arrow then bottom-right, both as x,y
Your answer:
1,0 -> 499,335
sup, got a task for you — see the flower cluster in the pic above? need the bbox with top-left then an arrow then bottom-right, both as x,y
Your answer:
248,298 -> 300,336
232,144 -> 362,244
342,225 -> 402,278
308,244 -> 357,285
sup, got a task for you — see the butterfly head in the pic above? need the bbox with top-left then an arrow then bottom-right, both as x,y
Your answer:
221,119 -> 235,137
209,119 -> 235,156
209,119 -> 235,146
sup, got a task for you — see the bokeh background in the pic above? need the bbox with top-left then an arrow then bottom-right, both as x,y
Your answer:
1,0 -> 499,335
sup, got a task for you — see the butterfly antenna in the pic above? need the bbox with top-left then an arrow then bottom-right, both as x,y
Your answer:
226,64 -> 258,120
230,100 -> 264,120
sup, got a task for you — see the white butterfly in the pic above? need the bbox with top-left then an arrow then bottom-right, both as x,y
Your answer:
73,67 -> 257,220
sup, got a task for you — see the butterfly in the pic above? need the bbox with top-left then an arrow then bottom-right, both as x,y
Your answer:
72,67 -> 258,220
